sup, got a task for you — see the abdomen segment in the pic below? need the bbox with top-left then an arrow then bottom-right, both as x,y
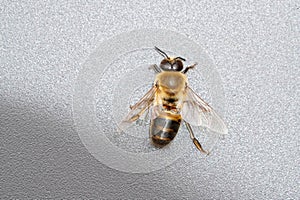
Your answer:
150,112 -> 181,146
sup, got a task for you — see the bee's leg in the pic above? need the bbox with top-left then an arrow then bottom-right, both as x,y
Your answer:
149,64 -> 161,74
185,121 -> 209,155
182,63 -> 198,74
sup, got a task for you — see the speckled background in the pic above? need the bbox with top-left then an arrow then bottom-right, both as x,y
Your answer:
1,1 -> 299,199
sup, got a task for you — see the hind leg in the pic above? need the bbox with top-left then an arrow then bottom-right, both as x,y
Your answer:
185,121 -> 209,155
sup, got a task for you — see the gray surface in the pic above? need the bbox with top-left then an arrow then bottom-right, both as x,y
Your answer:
1,1 -> 299,199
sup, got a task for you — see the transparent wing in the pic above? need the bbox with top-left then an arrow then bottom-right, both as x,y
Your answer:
118,86 -> 157,132
181,86 -> 228,135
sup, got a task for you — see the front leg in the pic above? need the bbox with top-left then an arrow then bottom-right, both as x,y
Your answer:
182,63 -> 198,74
149,64 -> 161,74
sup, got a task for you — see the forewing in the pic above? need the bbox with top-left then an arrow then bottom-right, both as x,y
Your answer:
118,86 -> 157,132
181,87 -> 228,135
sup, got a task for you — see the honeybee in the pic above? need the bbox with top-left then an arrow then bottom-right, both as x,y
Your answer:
119,47 -> 228,154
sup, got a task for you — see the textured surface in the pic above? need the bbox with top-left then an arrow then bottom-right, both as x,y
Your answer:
1,0 -> 299,199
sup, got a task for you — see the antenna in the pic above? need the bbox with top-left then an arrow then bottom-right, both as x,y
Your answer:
175,56 -> 186,61
154,46 -> 169,59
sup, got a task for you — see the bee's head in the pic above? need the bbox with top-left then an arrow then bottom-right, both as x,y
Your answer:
155,47 -> 186,72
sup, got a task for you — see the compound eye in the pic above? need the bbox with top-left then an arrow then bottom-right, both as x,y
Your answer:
172,60 -> 183,71
160,59 -> 172,71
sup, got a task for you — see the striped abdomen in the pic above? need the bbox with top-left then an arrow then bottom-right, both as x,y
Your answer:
150,111 -> 182,147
